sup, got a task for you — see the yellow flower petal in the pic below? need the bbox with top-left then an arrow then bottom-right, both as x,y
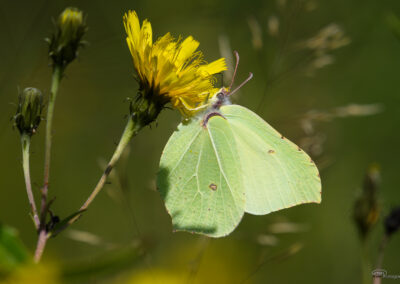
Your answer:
175,36 -> 200,67
198,58 -> 227,76
140,19 -> 152,47
124,11 -> 140,46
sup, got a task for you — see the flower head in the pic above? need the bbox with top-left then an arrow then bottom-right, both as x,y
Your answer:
14,88 -> 44,136
47,7 -> 87,68
124,11 -> 227,117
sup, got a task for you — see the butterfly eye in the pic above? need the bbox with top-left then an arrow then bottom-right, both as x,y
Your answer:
217,92 -> 224,100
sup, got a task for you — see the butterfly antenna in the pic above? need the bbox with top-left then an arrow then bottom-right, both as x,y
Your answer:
228,51 -> 240,91
229,72 -> 253,96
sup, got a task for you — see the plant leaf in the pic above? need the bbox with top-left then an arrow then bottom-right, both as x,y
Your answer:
49,210 -> 86,237
0,224 -> 29,274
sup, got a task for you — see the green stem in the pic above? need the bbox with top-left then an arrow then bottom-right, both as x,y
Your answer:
361,240 -> 372,284
34,230 -> 49,263
21,134 -> 39,229
41,65 -> 62,216
373,234 -> 389,284
34,65 -> 62,263
376,234 -> 388,269
68,117 -> 140,225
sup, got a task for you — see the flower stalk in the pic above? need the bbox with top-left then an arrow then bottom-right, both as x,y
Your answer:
21,134 -> 40,229
13,87 -> 44,229
68,118 -> 139,226
68,94 -> 164,226
34,66 -> 62,263
33,7 -> 87,263
41,65 -> 62,213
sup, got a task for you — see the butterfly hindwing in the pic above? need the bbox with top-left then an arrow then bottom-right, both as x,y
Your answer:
221,104 -> 321,215
158,115 -> 245,237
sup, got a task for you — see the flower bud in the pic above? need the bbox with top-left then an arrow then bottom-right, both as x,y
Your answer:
47,7 -> 87,68
353,164 -> 380,240
14,88 -> 44,136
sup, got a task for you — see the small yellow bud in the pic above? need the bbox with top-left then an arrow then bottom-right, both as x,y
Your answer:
47,7 -> 87,68
353,164 -> 381,240
14,88 -> 44,136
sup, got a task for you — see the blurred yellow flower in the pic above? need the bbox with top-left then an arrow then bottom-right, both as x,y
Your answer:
123,11 -> 227,116
1,262 -> 61,284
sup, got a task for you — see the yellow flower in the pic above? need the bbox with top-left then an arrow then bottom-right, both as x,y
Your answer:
123,11 -> 227,116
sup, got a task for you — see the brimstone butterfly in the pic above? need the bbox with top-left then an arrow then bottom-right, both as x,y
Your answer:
157,52 -> 321,238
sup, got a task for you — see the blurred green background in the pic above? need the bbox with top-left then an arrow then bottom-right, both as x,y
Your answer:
1,0 -> 400,283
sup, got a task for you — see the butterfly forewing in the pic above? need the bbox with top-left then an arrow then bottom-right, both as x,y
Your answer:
222,105 -> 321,215
158,115 -> 245,237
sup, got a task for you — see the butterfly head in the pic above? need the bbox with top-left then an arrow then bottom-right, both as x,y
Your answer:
210,50 -> 253,111
209,87 -> 230,109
